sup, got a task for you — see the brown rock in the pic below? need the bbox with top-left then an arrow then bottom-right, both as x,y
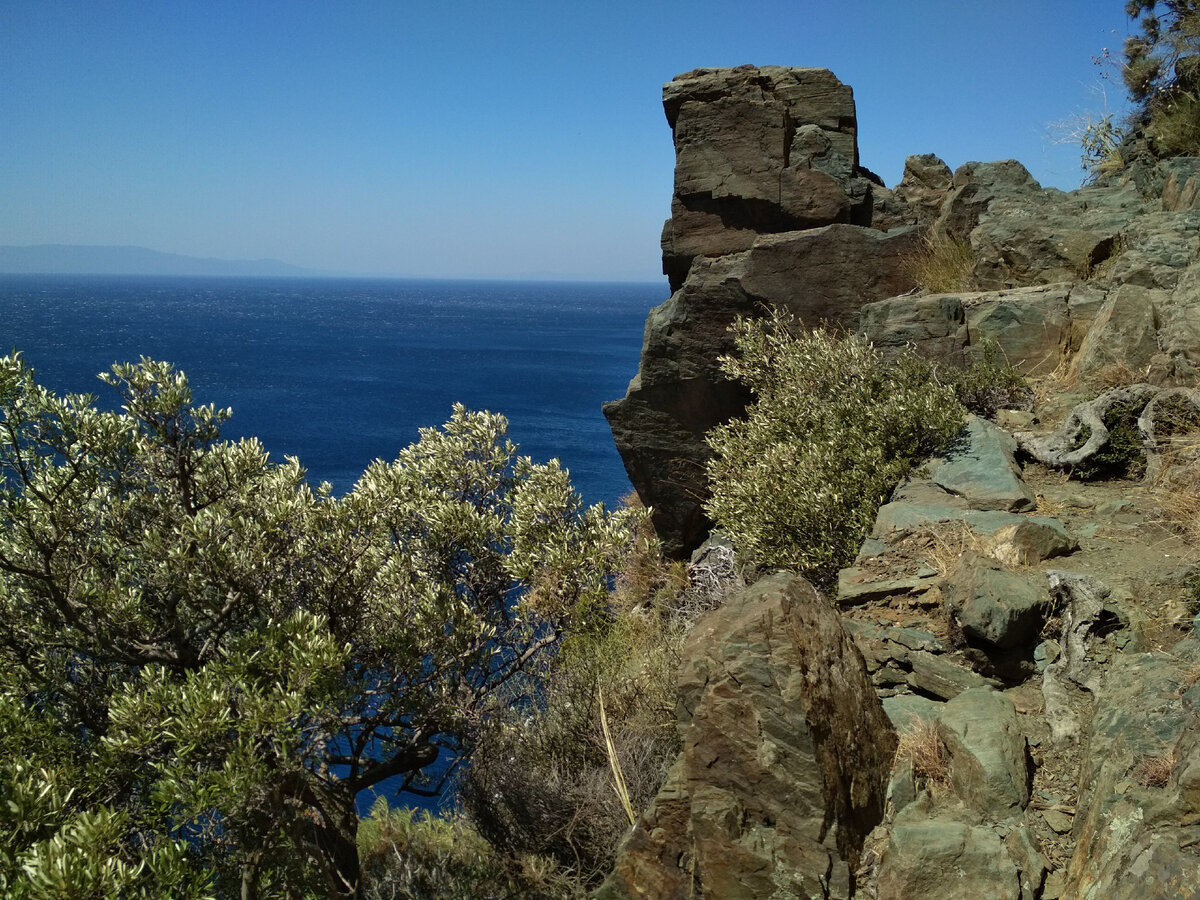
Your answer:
659,66 -> 871,290
605,225 -> 919,557
597,572 -> 897,899
893,153 -> 953,228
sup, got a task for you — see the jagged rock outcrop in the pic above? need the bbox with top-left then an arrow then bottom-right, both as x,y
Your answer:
603,63 -> 1200,899
659,65 -> 876,291
597,572 -> 896,899
605,65 -> 917,557
859,156 -> 1200,387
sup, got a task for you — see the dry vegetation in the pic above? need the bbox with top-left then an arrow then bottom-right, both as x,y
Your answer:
903,232 -> 977,294
895,716 -> 951,789
1131,746 -> 1179,789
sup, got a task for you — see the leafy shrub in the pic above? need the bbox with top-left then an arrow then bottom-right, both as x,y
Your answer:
1124,1 -> 1200,156
0,353 -> 640,895
704,313 -> 964,587
358,799 -> 579,900
940,340 -> 1034,419
903,232 -> 976,293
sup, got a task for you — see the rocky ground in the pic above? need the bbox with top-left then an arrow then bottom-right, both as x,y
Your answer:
841,409 -> 1200,899
600,64 -> 1200,898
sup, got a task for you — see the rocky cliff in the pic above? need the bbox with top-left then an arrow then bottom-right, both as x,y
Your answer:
601,65 -> 1200,898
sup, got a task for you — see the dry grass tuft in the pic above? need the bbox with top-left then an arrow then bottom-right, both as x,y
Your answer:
1091,360 -> 1151,391
918,522 -> 986,576
1132,746 -> 1178,788
903,233 -> 976,294
896,716 -> 951,788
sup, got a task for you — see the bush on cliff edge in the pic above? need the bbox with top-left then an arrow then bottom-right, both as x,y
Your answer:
704,313 -> 964,588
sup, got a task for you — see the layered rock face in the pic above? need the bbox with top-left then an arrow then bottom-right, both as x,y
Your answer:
602,62 -> 1200,900
605,66 -> 917,556
597,573 -> 896,899
607,64 -> 1200,558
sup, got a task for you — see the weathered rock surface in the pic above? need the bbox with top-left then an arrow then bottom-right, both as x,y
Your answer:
945,555 -> 1054,649
660,65 -> 873,290
604,64 -> 1200,900
605,65 -> 924,557
607,223 -> 918,557
929,416 -> 1036,512
598,572 -> 896,899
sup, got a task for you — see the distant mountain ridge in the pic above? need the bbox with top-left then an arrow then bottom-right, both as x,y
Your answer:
0,244 -> 314,277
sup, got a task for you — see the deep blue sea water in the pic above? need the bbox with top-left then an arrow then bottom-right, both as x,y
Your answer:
0,275 -> 663,509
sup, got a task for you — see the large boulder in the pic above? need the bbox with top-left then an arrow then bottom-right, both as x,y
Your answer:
606,224 -> 919,557
597,572 -> 897,899
660,65 -> 875,290
606,65 -> 923,557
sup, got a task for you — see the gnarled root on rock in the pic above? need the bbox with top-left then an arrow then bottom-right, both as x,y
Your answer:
1015,384 -> 1200,479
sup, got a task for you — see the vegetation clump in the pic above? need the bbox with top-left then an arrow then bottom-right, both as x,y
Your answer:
941,340 -> 1034,420
1124,0 -> 1200,157
1070,394 -> 1150,480
903,232 -> 977,294
0,353 -> 640,898
704,313 -> 965,588
456,509 -> 689,891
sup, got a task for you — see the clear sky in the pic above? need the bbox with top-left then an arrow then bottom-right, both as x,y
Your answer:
1,1 -> 1137,282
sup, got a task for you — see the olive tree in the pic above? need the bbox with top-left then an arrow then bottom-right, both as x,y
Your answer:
0,354 -> 639,898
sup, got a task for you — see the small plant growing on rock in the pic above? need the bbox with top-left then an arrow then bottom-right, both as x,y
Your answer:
895,717 -> 951,789
704,312 -> 964,587
1131,746 -> 1179,788
903,232 -> 977,293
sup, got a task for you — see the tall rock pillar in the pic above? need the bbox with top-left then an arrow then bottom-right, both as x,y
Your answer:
604,66 -> 918,556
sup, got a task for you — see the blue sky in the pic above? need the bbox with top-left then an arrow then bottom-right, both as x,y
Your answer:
1,1 -> 1135,281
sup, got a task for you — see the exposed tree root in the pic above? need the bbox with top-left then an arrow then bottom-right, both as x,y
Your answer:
1013,384 -> 1200,478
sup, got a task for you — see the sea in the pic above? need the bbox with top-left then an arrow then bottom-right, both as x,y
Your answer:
0,274 -> 664,510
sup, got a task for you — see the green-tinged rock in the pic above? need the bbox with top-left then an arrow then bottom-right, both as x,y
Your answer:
837,567 -> 939,605
938,687 -> 1031,820
599,572 -> 895,899
962,285 -> 1071,375
907,651 -> 1000,700
929,415 -> 1036,512
874,812 -> 1022,900
944,554 -> 1054,648
882,694 -> 945,730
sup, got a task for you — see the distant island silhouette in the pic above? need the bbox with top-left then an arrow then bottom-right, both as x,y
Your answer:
0,244 -> 316,277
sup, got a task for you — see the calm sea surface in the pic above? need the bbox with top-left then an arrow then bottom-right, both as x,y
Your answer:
0,275 -> 663,509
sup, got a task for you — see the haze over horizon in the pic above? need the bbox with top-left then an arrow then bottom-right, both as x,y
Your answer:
3,1 -> 1136,282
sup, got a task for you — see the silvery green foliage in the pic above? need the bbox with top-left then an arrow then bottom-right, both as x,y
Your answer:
0,353 -> 639,898
704,314 -> 963,587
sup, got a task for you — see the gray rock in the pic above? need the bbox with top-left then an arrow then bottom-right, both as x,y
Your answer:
929,415 -> 1036,512
1005,826 -> 1048,899
858,293 -> 970,368
968,179 -> 1143,289
1062,640 -> 1200,898
837,567 -> 939,605
944,554 -> 1054,648
882,693 -> 945,730
934,159 -> 1043,244
938,687 -> 1031,820
1068,283 -> 1161,381
871,500 -> 1075,566
599,572 -> 896,899
907,650 -> 1000,700
874,811 -> 1022,899
962,284 -> 1071,375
